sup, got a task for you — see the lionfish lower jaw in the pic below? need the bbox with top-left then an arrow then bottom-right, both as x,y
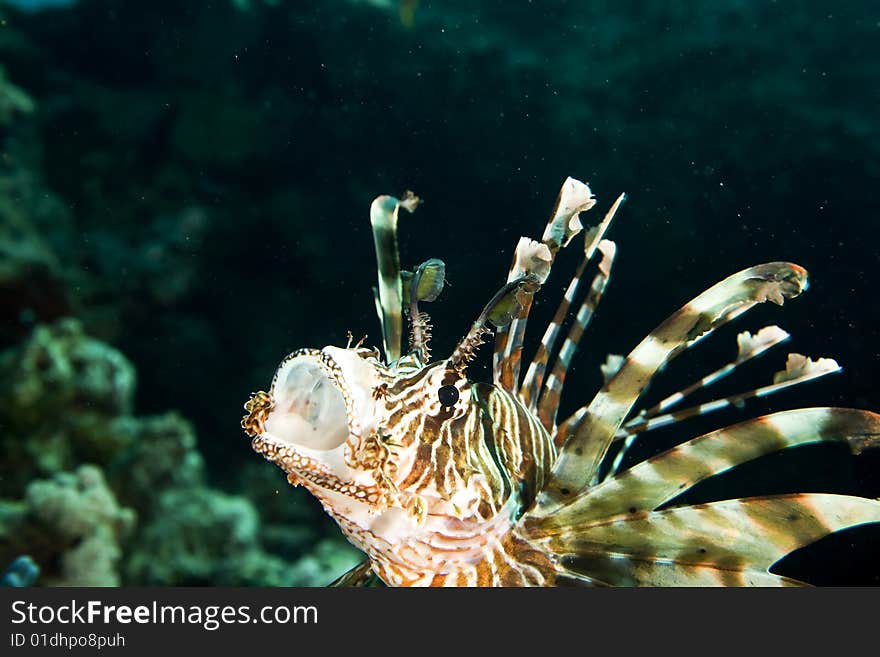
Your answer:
251,434 -> 390,506
243,390 -> 351,484
251,432 -> 330,478
243,388 -> 347,465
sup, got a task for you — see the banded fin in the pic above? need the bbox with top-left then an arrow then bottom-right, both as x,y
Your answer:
537,239 -> 617,433
538,261 -> 809,512
628,325 -> 791,425
493,178 -> 596,392
533,407 -> 880,526
558,553 -> 805,587
604,326 -> 796,480
528,494 -> 880,587
519,194 -> 625,412
518,256 -> 590,410
612,352 -> 842,441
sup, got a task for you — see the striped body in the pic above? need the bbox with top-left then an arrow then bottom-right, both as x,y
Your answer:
351,378 -> 557,586
243,178 -> 879,586
247,351 -> 560,585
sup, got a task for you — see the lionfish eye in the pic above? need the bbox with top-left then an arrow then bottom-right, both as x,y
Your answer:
437,385 -> 459,407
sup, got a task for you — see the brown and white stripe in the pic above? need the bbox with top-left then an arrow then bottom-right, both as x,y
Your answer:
536,262 -> 810,513
531,407 -> 880,528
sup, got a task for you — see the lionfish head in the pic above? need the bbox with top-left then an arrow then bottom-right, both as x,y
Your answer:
242,340 -> 473,515
241,183 -> 596,518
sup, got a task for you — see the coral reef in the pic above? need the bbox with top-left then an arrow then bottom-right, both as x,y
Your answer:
106,412 -> 205,511
126,487 -> 360,586
0,316 -> 360,586
0,319 -> 136,493
0,465 -> 134,586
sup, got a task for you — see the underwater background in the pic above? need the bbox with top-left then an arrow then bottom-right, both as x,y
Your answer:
0,0 -> 877,586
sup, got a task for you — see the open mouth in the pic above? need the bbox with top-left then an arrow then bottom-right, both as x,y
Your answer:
263,352 -> 350,452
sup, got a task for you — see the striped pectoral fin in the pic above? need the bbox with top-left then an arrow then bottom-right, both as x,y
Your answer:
538,262 -> 810,512
613,351 -> 842,445
634,326 -> 791,423
532,408 -> 880,526
558,554 -> 806,587
530,493 -> 880,586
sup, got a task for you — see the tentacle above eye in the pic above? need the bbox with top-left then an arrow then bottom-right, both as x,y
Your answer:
370,192 -> 420,365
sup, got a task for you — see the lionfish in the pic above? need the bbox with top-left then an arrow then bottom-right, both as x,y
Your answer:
242,178 -> 879,586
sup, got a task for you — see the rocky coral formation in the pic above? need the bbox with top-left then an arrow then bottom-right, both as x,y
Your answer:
126,487 -> 360,586
0,110 -> 352,581
0,319 -> 136,494
106,412 -> 205,511
0,465 -> 135,586
0,316 -> 360,586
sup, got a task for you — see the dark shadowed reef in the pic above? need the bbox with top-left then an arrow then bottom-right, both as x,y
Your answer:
0,0 -> 878,585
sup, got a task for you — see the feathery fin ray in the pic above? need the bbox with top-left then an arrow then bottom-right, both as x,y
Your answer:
521,193 -> 626,413
528,493 -> 880,587
530,407 -> 880,527
536,261 -> 809,512
494,177 -> 598,392
537,239 -> 617,432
